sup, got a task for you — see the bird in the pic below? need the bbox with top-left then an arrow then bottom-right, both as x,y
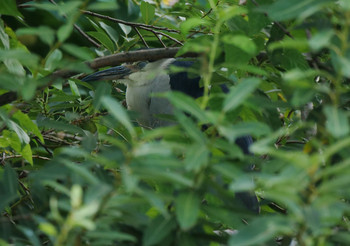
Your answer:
82,58 -> 259,213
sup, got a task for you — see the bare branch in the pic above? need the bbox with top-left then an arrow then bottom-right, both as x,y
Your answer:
86,47 -> 197,70
82,10 -> 180,33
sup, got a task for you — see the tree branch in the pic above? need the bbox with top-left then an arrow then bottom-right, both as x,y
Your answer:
0,48 -> 198,107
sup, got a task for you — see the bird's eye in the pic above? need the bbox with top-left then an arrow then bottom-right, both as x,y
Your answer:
136,61 -> 147,69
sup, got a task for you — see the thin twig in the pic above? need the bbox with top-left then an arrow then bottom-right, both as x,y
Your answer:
82,10 -> 180,33
133,27 -> 149,48
48,0 -> 101,48
140,26 -> 183,46
153,32 -> 166,48
0,154 -> 51,161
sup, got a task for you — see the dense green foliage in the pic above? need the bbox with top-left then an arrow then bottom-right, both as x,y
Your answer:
1,0 -> 350,245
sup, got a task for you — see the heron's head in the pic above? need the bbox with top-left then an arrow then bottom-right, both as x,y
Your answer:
82,59 -> 175,87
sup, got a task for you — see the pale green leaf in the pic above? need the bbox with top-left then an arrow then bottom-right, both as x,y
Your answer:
175,192 -> 200,230
223,78 -> 261,112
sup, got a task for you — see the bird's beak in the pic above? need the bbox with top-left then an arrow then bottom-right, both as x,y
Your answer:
82,65 -> 135,82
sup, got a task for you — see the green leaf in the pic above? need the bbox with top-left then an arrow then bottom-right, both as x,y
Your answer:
20,144 -> 33,165
57,23 -> 74,43
87,31 -> 115,52
86,231 -> 136,242
309,29 -> 334,52
0,110 -> 30,144
260,0 -> 332,21
143,216 -> 177,246
184,144 -> 209,172
13,109 -> 44,142
218,122 -> 271,143
16,26 -> 55,46
140,2 -> 155,24
37,118 -> 84,135
180,18 -> 208,36
62,44 -> 94,60
32,1 -> 81,16
45,49 -> 63,71
0,49 -> 39,71
101,96 -> 136,138
175,192 -> 201,230
93,83 -> 111,111
339,0 -> 350,10
0,0 -> 23,17
223,78 -> 261,112
229,216 -> 294,246
323,106 -> 349,138
222,34 -> 257,56
87,1 -> 119,11
176,112 -> 206,143
63,160 -> 99,185
0,164 -> 19,211
99,22 -> 119,44
165,92 -> 207,122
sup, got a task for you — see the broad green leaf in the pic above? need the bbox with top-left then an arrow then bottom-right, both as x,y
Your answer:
0,49 -> 39,71
87,31 -> 116,52
20,143 -> 33,165
39,223 -> 57,237
57,23 -> 74,43
140,2 -> 155,24
0,164 -> 19,211
184,144 -> 209,172
218,122 -> 271,143
143,216 -> 177,246
165,92 -> 207,122
0,130 -> 21,151
101,96 -> 136,137
87,1 -> 119,11
223,78 -> 261,112
62,44 -> 94,60
135,167 -> 194,187
37,118 -> 84,135
323,106 -> 349,138
45,49 -> 63,71
175,192 -> 201,230
140,189 -> 168,216
339,0 -> 350,10
118,23 -> 132,36
63,160 -> 99,185
180,18 -> 208,36
0,19 -> 10,49
86,231 -> 136,242
222,34 -> 257,55
93,83 -> 111,111
99,22 -> 119,44
32,1 -> 81,16
68,80 -> 81,97
0,0 -> 23,17
260,0 -> 332,21
16,26 -> 55,46
309,30 -> 334,52
12,111 -> 44,142
176,112 -> 206,143
229,216 -> 294,246
0,110 -> 30,144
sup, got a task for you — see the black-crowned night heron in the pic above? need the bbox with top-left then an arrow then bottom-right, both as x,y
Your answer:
83,58 -> 254,153
83,58 -> 259,212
